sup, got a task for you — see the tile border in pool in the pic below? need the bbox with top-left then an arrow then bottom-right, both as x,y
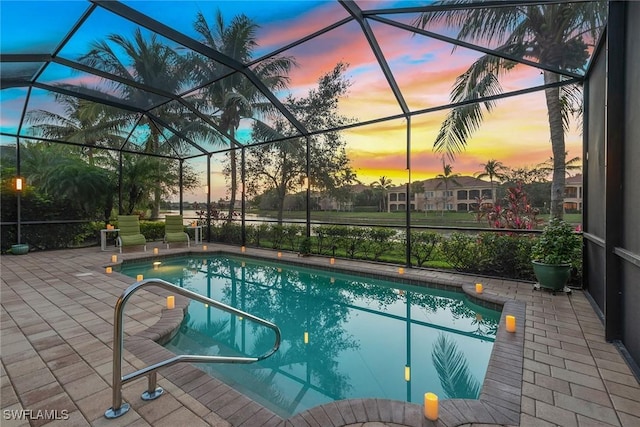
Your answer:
120,248 -> 525,426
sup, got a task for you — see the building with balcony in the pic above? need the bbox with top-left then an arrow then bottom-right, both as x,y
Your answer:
564,174 -> 583,212
386,176 -> 496,212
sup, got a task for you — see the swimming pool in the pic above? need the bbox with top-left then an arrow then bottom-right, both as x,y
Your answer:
120,254 -> 500,418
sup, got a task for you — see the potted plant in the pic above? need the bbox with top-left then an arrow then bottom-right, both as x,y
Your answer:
531,218 -> 581,292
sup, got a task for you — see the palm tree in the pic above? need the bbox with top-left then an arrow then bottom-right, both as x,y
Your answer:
79,28 -> 192,218
26,93 -> 125,165
192,9 -> 296,222
537,153 -> 582,177
414,2 -> 606,218
435,160 -> 461,214
371,176 -> 393,212
475,159 -> 507,202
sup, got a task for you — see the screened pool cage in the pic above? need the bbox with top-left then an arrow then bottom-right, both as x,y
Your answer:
1,0 -> 605,255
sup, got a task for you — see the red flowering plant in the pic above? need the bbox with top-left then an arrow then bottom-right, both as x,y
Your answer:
487,182 -> 542,230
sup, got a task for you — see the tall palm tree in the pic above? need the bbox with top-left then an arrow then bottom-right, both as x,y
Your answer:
192,9 -> 296,221
79,28 -> 192,218
474,159 -> 507,202
435,160 -> 461,214
371,176 -> 393,212
414,1 -> 606,218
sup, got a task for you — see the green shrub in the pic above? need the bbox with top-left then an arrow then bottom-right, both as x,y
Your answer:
409,231 -> 442,267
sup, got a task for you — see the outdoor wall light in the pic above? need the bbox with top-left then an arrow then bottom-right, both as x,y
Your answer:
15,177 -> 23,191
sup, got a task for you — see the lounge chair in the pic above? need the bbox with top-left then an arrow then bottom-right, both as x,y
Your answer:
164,215 -> 190,249
116,215 -> 147,253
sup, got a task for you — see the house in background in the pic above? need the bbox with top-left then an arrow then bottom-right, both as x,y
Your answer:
564,173 -> 583,213
387,176 -> 496,212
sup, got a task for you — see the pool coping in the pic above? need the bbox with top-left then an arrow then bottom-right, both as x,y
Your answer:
118,248 -> 525,427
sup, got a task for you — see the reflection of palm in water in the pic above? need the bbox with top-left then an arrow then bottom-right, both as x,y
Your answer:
431,333 -> 481,399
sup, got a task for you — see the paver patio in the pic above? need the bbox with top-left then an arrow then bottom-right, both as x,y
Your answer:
1,244 -> 639,426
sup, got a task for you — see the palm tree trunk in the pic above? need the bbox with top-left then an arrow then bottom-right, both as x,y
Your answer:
228,149 -> 237,223
543,71 -> 566,219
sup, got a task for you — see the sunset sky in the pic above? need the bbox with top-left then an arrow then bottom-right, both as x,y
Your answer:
0,1 -> 585,201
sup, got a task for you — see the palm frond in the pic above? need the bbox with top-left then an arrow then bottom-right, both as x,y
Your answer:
431,333 -> 482,399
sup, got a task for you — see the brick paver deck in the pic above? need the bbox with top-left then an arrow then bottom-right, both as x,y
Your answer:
1,243 -> 639,426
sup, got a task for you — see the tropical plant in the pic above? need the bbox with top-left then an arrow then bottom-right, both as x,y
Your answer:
371,176 -> 393,212
531,217 -> 581,265
79,28 -> 193,218
193,9 -> 296,222
414,1 -> 606,219
537,152 -> 582,177
435,159 -> 461,214
475,159 -> 507,201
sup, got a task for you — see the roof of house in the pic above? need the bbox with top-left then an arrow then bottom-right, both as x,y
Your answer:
388,176 -> 492,192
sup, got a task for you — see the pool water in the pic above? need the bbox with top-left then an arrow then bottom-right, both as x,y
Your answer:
120,255 -> 499,418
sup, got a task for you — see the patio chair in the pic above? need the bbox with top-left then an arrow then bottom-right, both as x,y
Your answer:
164,215 -> 190,249
116,215 -> 147,253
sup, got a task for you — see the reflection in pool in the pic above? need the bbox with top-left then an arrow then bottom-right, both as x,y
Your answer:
119,255 -> 499,418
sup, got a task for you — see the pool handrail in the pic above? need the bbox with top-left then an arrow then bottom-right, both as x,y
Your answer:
105,278 -> 281,419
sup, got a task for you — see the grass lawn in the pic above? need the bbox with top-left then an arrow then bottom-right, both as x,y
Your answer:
252,210 -> 583,229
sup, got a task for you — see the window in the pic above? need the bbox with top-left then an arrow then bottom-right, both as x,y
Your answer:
399,204 -> 406,210
390,193 -> 398,201
565,187 -> 578,198
442,190 -> 453,197
457,203 -> 468,211
426,191 -> 435,198
469,190 -> 480,199
481,189 -> 492,199
398,193 -> 406,201
457,190 -> 468,200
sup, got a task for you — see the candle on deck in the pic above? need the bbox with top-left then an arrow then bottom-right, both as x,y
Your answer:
506,315 -> 516,332
105,267 -> 112,274
136,274 -> 143,281
475,283 -> 483,293
166,296 -> 175,310
424,393 -> 438,420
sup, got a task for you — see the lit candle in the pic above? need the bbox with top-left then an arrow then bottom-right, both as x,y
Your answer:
277,251 -> 282,258
304,332 -> 309,344
424,392 -> 438,420
398,267 -> 405,275
330,257 -> 335,265
111,255 -> 118,263
202,245 -> 207,251
506,315 -> 516,333
241,246 -> 246,253
153,247 -> 159,255
475,283 -> 483,293
166,295 -> 175,310
404,365 -> 411,382
136,274 -> 143,281
105,266 -> 112,274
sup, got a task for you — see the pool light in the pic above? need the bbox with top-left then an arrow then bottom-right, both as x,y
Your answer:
475,283 -> 483,293
424,392 -> 438,420
166,296 -> 175,309
404,365 -> 410,381
505,315 -> 516,332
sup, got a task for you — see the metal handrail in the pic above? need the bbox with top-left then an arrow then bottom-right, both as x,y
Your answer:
105,278 -> 281,419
